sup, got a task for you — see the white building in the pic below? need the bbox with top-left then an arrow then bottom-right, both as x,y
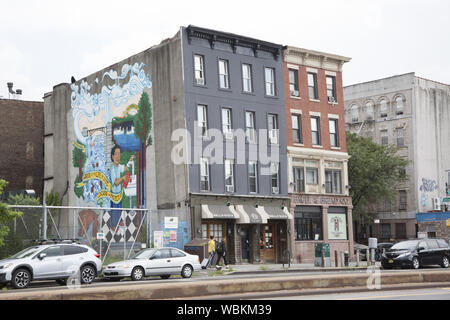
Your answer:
344,73 -> 450,241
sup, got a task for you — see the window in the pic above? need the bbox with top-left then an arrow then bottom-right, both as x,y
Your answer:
396,128 -> 404,147
365,102 -> 374,120
194,54 -> 205,85
221,108 -> 232,138
224,159 -> 234,192
395,223 -> 407,239
293,167 -> 305,193
63,246 -> 87,255
292,114 -> 302,144
294,206 -> 322,241
399,190 -> 407,211
260,224 -> 274,249
200,157 -> 210,191
395,96 -> 404,115
268,114 -> 278,144
381,224 -> 391,238
41,246 -> 62,257
202,222 -> 225,242
197,105 -> 208,138
329,119 -> 338,147
153,249 -> 171,259
306,167 -> 318,185
325,170 -> 342,194
245,111 -> 256,143
265,67 -> 276,96
242,64 -> 253,92
248,161 -> 258,193
308,72 -> 318,100
380,99 -> 388,118
218,59 -> 229,89
289,69 -> 299,96
311,117 -> 321,145
351,105 -> 359,123
271,162 -> 279,194
381,129 -> 388,146
326,75 -> 336,102
170,249 -> 186,258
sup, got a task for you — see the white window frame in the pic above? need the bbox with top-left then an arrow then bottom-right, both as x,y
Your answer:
292,114 -> 302,144
197,104 -> 208,138
224,159 -> 235,192
194,54 -> 205,85
289,69 -> 299,97
308,72 -> 318,100
326,75 -> 336,103
268,114 -> 278,144
242,63 -> 253,93
265,67 -> 276,96
245,111 -> 256,143
329,119 -> 338,147
221,108 -> 232,138
271,162 -> 279,194
200,157 -> 210,191
218,59 -> 230,89
325,169 -> 342,194
248,161 -> 258,193
311,117 -> 321,146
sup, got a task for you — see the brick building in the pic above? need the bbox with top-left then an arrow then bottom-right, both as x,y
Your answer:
0,98 -> 44,200
282,47 -> 353,263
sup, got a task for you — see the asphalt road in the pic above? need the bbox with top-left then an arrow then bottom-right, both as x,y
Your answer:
1,267 -> 449,296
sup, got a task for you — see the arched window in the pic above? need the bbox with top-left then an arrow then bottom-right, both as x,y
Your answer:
395,96 -> 404,115
379,99 -> 388,118
365,101 -> 374,120
351,105 -> 359,122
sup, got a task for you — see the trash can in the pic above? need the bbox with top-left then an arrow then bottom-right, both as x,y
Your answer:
184,239 -> 209,262
314,243 -> 331,267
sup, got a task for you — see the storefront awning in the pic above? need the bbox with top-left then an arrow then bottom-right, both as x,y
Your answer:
235,205 -> 267,224
201,204 -> 240,219
257,206 -> 293,220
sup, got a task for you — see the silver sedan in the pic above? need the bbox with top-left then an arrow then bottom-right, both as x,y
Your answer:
103,247 -> 201,281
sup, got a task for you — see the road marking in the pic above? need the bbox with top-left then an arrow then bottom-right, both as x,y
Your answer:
338,290 -> 450,300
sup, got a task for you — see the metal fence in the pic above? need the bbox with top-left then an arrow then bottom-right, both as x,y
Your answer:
3,205 -> 150,264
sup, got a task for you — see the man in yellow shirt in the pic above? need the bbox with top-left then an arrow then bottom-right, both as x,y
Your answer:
207,235 -> 216,268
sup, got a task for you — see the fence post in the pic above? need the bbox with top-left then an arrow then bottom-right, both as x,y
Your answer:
43,204 -> 47,239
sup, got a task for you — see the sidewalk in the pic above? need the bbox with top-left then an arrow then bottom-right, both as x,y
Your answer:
208,261 -> 382,274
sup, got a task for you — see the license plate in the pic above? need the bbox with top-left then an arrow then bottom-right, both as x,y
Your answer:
388,260 -> 393,263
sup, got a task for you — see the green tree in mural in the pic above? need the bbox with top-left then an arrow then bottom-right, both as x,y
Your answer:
0,180 -> 23,247
133,92 -> 152,207
72,141 -> 86,180
347,132 -> 409,241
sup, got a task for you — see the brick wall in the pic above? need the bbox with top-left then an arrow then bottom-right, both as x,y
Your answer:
0,99 -> 44,199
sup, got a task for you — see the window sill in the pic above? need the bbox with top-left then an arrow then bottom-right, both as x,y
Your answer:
309,99 -> 320,103
293,143 -> 304,147
312,145 -> 323,148
194,83 -> 207,89
264,94 -> 279,100
242,91 -> 255,96
218,87 -> 232,93
330,146 -> 341,150
290,96 -> 301,100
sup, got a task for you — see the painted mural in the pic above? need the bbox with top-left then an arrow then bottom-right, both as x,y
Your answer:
419,177 -> 439,208
70,63 -> 152,243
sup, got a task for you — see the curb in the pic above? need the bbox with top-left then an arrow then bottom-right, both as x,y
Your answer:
1,270 -> 450,300
227,267 -> 369,275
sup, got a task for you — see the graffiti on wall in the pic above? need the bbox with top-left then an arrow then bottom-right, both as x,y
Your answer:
70,63 -> 152,242
419,178 -> 439,208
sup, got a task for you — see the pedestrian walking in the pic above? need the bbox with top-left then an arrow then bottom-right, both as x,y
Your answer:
215,239 -> 228,268
207,235 -> 216,268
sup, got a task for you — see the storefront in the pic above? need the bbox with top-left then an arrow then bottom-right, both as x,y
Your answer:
416,212 -> 450,241
290,194 -> 353,264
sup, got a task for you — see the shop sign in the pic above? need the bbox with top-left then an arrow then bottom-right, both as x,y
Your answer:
293,194 -> 351,206
328,213 -> 348,240
165,217 -> 179,229
154,231 -> 163,248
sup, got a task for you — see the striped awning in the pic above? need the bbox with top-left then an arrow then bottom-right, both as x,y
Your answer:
257,206 -> 293,220
235,205 -> 267,224
201,204 -> 240,219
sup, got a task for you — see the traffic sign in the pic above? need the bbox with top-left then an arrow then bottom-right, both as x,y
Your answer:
443,198 -> 450,203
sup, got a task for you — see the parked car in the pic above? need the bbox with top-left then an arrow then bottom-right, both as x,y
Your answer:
375,242 -> 394,261
381,238 -> 450,269
0,240 -> 102,289
103,247 -> 201,281
354,242 -> 369,261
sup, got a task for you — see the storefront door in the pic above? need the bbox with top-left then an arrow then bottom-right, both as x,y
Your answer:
240,226 -> 250,262
260,223 -> 276,263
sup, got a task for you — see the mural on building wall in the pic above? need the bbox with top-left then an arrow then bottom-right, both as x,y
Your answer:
70,63 -> 152,243
419,178 -> 439,208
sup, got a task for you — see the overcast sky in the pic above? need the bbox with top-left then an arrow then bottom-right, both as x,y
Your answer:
1,0 -> 449,101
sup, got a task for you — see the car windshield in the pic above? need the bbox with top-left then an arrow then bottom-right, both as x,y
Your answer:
390,241 -> 418,250
132,249 -> 156,260
9,246 -> 42,259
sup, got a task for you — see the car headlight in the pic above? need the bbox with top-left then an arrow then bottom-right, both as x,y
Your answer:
397,252 -> 412,258
117,265 -> 131,269
0,263 -> 14,269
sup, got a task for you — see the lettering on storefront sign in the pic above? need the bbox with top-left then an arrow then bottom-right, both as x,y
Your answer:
293,195 -> 351,206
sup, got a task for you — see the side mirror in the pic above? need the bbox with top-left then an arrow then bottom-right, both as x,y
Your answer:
417,247 -> 425,252
149,256 -> 155,260
38,253 -> 47,260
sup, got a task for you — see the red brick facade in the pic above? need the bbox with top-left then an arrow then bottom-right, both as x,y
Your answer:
0,99 -> 44,199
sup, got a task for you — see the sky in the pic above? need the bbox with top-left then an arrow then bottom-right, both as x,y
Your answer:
1,0 -> 449,101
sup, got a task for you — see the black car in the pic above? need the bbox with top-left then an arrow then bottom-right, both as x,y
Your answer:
381,238 -> 450,269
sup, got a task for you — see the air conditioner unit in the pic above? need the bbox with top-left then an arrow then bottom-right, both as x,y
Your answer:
272,187 -> 279,194
290,90 -> 299,97
432,197 -> 441,211
328,96 -> 336,103
226,185 -> 234,193
196,78 -> 205,85
224,132 -> 234,140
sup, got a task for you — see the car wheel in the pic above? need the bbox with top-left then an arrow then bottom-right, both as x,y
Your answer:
412,257 -> 420,270
131,267 -> 145,281
80,265 -> 96,284
12,268 -> 31,289
441,256 -> 450,268
56,279 -> 67,286
160,275 -> 170,279
181,265 -> 193,278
